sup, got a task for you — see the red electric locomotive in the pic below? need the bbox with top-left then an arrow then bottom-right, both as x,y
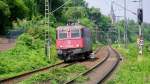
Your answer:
56,24 -> 93,62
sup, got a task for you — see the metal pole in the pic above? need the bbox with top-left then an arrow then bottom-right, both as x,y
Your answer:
116,16 -> 121,47
138,25 -> 143,55
45,0 -> 51,60
124,0 -> 128,48
131,0 -> 143,55
118,27 -> 121,47
48,0 -> 52,60
95,27 -> 98,43
139,0 -> 143,55
45,0 -> 47,57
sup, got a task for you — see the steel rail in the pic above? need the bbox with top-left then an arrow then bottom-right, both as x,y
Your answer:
64,47 -> 110,84
0,46 -> 103,84
98,46 -> 121,83
0,61 -> 72,83
64,46 -> 121,84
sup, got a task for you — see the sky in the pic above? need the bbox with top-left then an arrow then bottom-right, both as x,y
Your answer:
85,0 -> 150,23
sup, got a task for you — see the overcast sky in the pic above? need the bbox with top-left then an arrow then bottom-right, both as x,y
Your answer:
85,0 -> 150,23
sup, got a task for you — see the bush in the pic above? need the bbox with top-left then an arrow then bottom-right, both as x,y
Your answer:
0,44 -> 48,77
0,19 -> 59,79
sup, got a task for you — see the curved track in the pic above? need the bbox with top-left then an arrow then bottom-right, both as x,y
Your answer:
0,46 -> 120,84
0,46 -> 102,84
0,62 -> 73,84
64,46 -> 121,84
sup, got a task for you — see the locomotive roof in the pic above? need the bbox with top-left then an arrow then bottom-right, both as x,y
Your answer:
56,25 -> 85,30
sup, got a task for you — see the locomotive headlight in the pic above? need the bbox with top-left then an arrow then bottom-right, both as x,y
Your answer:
76,44 -> 80,47
60,45 -> 63,48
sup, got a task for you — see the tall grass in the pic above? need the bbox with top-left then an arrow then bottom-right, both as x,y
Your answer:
108,43 -> 150,84
19,64 -> 87,84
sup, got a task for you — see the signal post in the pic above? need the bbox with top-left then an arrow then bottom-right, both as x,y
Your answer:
137,0 -> 143,55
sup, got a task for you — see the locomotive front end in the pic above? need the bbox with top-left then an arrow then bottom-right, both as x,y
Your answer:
56,26 -> 84,61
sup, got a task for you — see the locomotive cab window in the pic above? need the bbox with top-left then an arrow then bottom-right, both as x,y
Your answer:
58,31 -> 67,39
71,29 -> 81,38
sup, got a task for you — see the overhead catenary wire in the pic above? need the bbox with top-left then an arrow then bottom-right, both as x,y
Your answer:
113,1 -> 137,15
51,0 -> 71,13
44,0 -> 71,58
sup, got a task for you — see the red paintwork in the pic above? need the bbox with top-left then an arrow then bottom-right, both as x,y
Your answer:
56,38 -> 84,49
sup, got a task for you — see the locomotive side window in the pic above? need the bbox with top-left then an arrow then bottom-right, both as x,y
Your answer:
71,29 -> 80,38
59,31 -> 67,39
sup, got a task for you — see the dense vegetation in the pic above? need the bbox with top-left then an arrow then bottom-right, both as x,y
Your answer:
0,0 -> 150,83
0,0 -> 111,35
19,64 -> 87,84
0,0 -> 29,34
0,0 -> 109,79
0,19 -> 59,78
116,20 -> 150,43
107,43 -> 150,84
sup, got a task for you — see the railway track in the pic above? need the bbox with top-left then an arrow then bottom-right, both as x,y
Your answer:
0,45 -> 102,84
0,62 -> 74,84
0,46 -> 120,84
64,46 -> 121,84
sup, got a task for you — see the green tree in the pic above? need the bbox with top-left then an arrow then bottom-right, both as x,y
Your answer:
0,0 -> 29,35
24,0 -> 38,18
63,7 -> 87,21
0,1 -> 11,34
87,7 -> 111,30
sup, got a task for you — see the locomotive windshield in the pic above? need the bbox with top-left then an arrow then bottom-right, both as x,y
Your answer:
58,32 -> 67,39
71,29 -> 80,38
57,28 -> 81,39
